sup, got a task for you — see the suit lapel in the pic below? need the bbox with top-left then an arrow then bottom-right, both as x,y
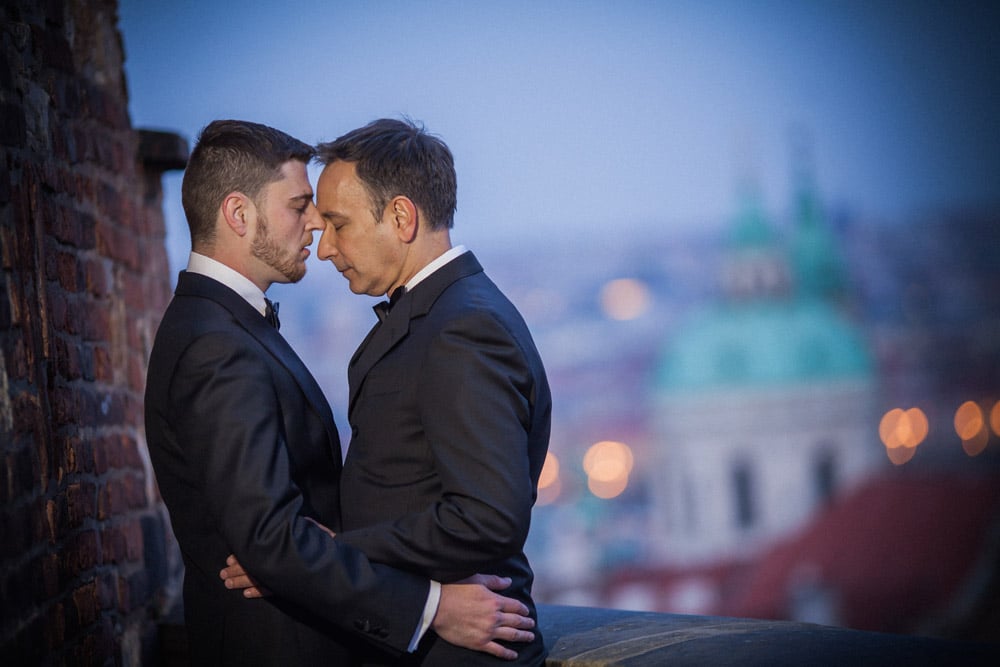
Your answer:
347,252 -> 484,418
176,272 -> 341,459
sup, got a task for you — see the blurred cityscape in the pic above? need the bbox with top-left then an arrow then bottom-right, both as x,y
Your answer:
269,152 -> 1000,639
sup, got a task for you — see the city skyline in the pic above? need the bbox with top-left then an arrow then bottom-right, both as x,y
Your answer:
119,0 -> 1000,271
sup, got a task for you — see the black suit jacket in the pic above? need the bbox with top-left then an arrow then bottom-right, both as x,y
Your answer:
338,252 -> 551,665
144,271 -> 428,666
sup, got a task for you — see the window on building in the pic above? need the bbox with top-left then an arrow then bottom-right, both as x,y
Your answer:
814,447 -> 837,505
732,461 -> 755,529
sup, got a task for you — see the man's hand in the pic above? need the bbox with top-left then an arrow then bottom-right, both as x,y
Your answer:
433,574 -> 536,661
220,517 -> 335,598
220,554 -> 271,598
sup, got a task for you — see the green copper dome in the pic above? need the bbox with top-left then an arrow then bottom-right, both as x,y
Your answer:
656,299 -> 873,394
657,172 -> 871,394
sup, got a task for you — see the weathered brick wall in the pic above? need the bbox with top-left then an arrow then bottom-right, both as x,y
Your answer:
1,1 -> 185,664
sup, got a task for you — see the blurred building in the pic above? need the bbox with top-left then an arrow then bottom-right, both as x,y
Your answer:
651,171 -> 879,567
519,155 -> 1000,640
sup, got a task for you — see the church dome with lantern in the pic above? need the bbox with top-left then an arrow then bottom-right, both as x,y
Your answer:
648,170 -> 879,567
657,191 -> 871,395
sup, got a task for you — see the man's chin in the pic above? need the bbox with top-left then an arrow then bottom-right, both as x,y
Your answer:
275,267 -> 306,284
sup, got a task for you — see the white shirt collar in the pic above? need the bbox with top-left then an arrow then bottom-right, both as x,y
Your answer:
186,252 -> 268,316
404,245 -> 468,292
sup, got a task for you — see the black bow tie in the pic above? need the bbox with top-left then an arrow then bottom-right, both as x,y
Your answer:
264,298 -> 281,330
373,286 -> 406,322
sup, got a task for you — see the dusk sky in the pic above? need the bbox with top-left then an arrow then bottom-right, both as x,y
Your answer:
119,0 -> 999,273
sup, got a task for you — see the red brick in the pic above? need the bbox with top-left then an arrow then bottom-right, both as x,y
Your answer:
93,344 -> 113,383
14,390 -> 42,434
124,474 -> 148,510
8,336 -> 30,381
46,285 -> 68,332
42,551 -> 60,598
46,496 -> 64,542
50,384 -> 77,426
56,250 -> 80,292
3,1 -> 187,658
122,274 -> 146,313
68,434 -> 95,475
117,569 -> 149,614
118,434 -> 142,470
84,257 -> 110,297
127,352 -> 145,393
66,481 -> 97,527
78,342 -> 96,382
102,522 -> 127,564
92,436 -> 108,475
100,475 -> 145,518
62,529 -> 101,579
98,477 -> 125,520
95,570 -> 116,610
82,303 -> 110,342
72,580 -> 99,627
53,334 -> 82,381
45,600 -> 67,647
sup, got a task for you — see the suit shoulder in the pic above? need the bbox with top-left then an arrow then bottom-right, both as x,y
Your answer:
148,297 -> 263,374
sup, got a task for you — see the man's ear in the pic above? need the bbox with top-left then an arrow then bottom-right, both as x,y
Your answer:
222,192 -> 252,237
390,196 -> 419,243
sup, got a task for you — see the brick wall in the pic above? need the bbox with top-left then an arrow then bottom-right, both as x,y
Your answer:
1,1 -> 186,664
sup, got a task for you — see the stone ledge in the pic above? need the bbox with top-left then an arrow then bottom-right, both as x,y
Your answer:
539,604 -> 1000,666
156,604 -> 1000,665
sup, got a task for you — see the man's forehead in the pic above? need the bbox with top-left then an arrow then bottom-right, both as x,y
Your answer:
272,160 -> 313,197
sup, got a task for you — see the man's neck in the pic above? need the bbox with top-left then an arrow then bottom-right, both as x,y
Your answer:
194,245 -> 269,292
187,252 -> 269,314
389,231 -> 452,296
400,245 -> 468,295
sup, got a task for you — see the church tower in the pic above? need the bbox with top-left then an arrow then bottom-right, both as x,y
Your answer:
648,150 -> 878,567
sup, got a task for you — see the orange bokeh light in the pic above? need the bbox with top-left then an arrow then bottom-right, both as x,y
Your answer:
583,440 -> 634,482
962,429 -> 990,457
588,474 -> 629,499
538,452 -> 559,489
537,476 -> 562,506
954,401 -> 985,441
878,407 -> 928,449
599,278 -> 652,321
991,401 -> 1000,437
886,445 -> 918,466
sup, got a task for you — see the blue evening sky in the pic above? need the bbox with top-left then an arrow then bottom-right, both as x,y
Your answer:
119,0 -> 999,269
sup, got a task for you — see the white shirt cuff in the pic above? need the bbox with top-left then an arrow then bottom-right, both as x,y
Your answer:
407,579 -> 441,652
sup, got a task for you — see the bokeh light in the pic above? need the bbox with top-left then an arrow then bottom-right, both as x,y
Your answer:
961,429 -> 990,457
538,452 -> 560,489
955,401 -> 990,457
536,453 -> 561,506
583,440 -> 634,499
991,401 -> 1000,437
588,475 -> 629,499
954,401 -> 985,441
599,279 -> 652,321
583,440 -> 634,481
878,407 -> 927,465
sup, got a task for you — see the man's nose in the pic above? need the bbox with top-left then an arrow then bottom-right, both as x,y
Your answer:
304,204 -> 323,234
317,227 -> 338,260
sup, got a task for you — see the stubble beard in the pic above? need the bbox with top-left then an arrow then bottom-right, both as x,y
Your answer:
251,211 -> 305,283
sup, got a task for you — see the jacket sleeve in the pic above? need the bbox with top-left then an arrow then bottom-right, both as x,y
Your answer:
337,311 -> 538,579
168,330 -> 428,651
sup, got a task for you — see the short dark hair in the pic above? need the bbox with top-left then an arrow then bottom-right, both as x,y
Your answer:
182,120 -> 315,247
315,118 -> 457,229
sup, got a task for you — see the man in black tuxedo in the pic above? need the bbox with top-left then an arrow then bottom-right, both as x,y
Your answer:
144,120 -> 535,665
311,118 -> 551,665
